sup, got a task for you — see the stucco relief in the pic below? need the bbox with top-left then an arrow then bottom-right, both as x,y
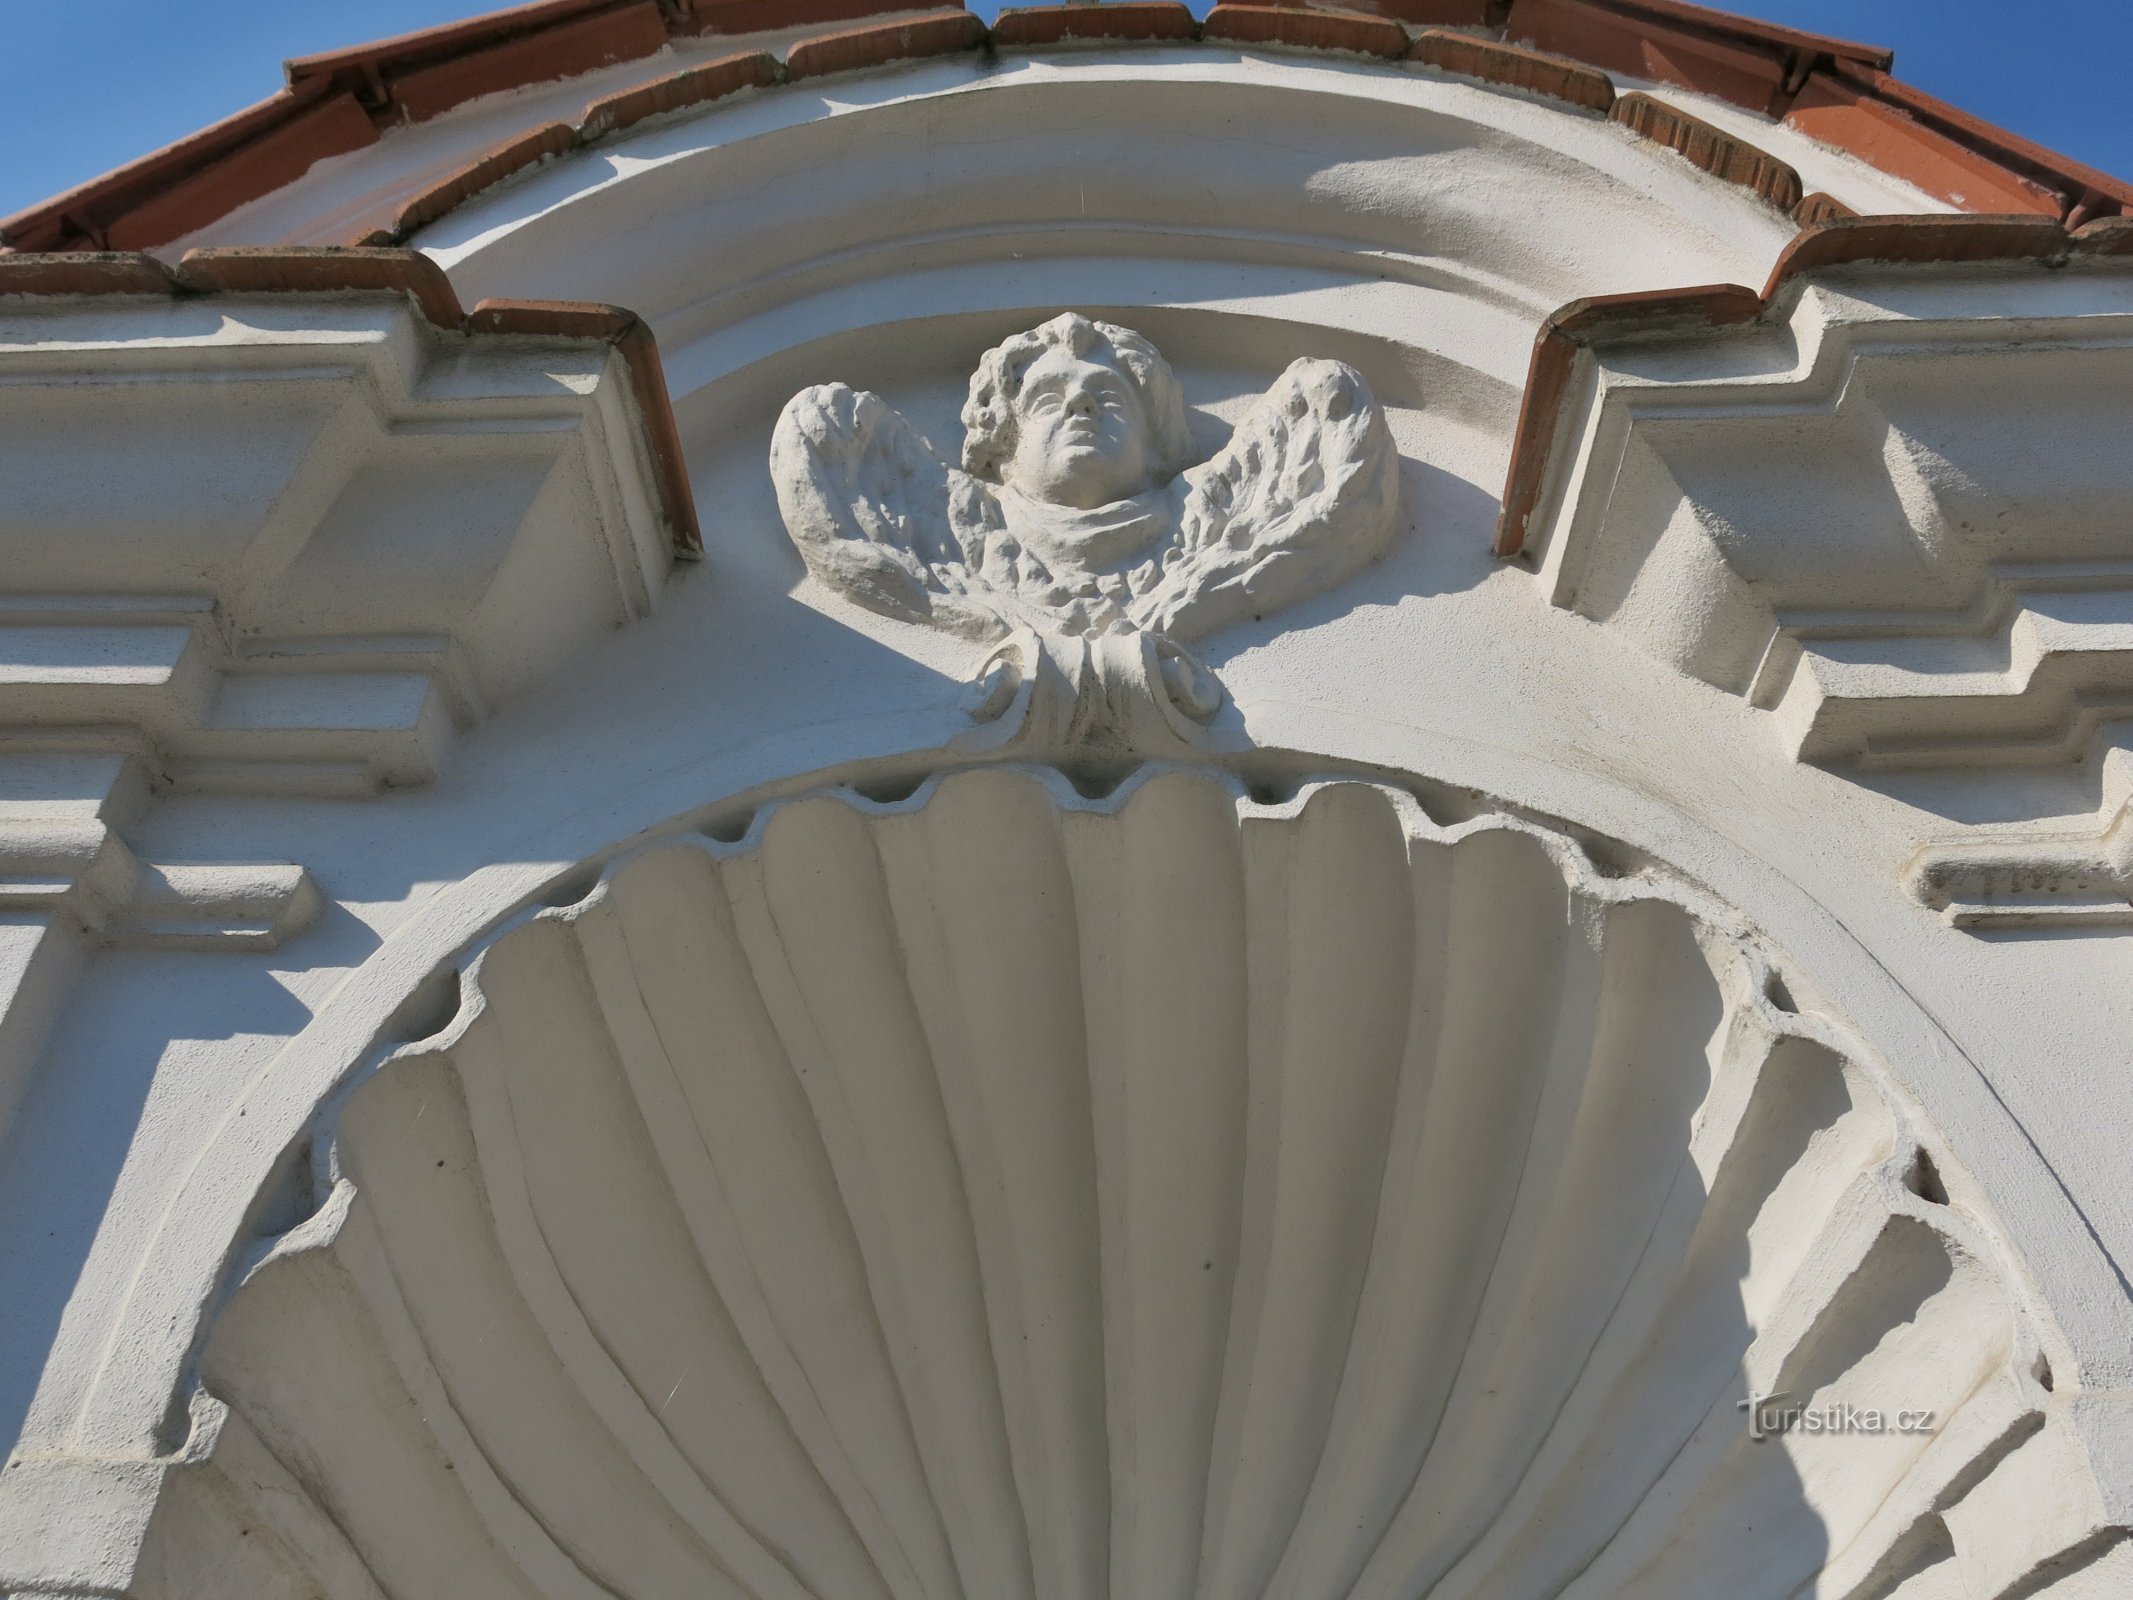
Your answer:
770,314 -> 1400,648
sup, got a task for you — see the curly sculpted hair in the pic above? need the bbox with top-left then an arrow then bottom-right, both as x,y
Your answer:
960,313 -> 1194,483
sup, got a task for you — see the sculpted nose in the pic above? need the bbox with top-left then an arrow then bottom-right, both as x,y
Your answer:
1065,387 -> 1098,419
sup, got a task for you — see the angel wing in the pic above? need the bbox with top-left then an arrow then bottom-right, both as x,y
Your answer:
770,383 -> 1014,641
1127,358 -> 1400,640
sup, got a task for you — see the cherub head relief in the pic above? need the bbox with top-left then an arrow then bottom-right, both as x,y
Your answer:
960,314 -> 1193,512
771,313 -> 1400,645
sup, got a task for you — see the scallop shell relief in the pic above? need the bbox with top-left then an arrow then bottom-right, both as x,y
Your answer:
193,766 -> 2062,1600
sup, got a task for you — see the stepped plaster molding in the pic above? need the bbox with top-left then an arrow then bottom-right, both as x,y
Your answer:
0,263 -> 684,801
1505,228 -> 2133,924
0,258 -> 689,1121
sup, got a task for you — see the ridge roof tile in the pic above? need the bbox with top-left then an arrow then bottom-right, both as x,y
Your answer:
991,2 -> 1200,48
1202,4 -> 1412,58
783,8 -> 987,78
1410,30 -> 1617,113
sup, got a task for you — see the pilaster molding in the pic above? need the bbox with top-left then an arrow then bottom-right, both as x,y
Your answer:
1502,218 -> 2133,925
0,253 -> 693,1105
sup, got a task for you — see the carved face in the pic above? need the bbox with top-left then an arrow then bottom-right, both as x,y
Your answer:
1003,344 -> 1160,510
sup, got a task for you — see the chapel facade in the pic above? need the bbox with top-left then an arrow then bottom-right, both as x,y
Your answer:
0,2 -> 2130,1596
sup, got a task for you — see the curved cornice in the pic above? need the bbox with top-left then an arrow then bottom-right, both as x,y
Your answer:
2,0 -> 2126,257
0,244 -> 700,555
382,50 -> 1795,437
1494,211 -> 2133,558
174,26 -> 1830,265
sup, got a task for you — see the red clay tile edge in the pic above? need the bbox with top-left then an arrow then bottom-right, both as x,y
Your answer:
1611,90 -> 1802,213
4,0 -> 2125,255
1412,29 -> 1615,113
580,49 -> 782,141
363,121 -> 580,247
1493,213 -> 2133,558
0,0 -> 963,253
785,9 -> 987,80
350,51 -> 780,248
1203,5 -> 1411,60
991,2 -> 1199,49
1791,190 -> 1856,226
0,246 -> 698,555
349,6 -> 985,248
1494,1 -> 2126,218
1586,0 -> 1888,69
385,2 -> 672,125
1790,66 -> 2132,221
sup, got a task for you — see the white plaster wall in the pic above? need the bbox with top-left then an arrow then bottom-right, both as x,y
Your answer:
2,44 -> 2127,1599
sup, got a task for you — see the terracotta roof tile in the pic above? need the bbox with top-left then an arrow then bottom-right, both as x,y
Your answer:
1611,90 -> 1803,212
1508,0 -> 1790,113
783,9 -> 987,79
354,49 -> 786,250
466,296 -> 639,338
1496,281 -> 1762,556
1534,0 -> 1889,74
0,253 -> 184,297
1848,68 -> 2132,214
341,0 -> 1805,253
2,86 -> 358,253
578,50 -> 782,140
1787,70 -> 2071,218
991,3 -> 1200,49
1791,190 -> 1856,225
674,0 -> 917,35
1341,0 -> 1494,24
1411,29 -> 1616,113
95,93 -> 383,253
362,121 -> 580,247
284,0 -> 624,85
1202,4 -> 1412,59
178,243 -> 470,327
2076,215 -> 2133,257
386,1 -> 672,122
1762,211 -> 2133,288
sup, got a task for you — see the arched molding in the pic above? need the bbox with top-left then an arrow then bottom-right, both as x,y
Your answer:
65,701 -> 2133,1472
396,54 -> 1799,403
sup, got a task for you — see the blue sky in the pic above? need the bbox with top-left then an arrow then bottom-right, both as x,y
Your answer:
2,0 -> 2127,221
